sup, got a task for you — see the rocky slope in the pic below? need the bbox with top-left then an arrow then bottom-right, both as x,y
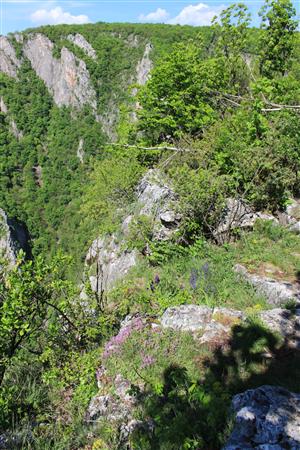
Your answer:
87,300 -> 300,447
1,22 -> 300,449
84,169 -> 181,299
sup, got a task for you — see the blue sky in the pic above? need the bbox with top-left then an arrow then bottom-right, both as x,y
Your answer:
1,0 -> 299,35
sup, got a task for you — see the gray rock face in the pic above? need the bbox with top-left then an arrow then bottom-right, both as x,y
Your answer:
0,209 -> 29,267
260,308 -> 300,349
9,119 -> 23,140
136,43 -> 153,86
0,97 -> 8,114
161,305 -> 245,344
223,385 -> 300,449
279,199 -> 300,234
86,373 -> 135,422
137,169 -> 181,240
87,365 -> 151,447
13,33 -> 23,44
214,199 -> 277,243
161,304 -> 213,332
0,36 -> 21,78
23,34 -> 97,109
131,42 -> 153,121
235,264 -> 300,306
85,236 -> 138,296
67,33 -> 97,59
76,138 -> 84,163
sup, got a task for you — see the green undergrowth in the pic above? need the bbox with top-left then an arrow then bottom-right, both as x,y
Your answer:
232,220 -> 300,281
108,221 -> 300,316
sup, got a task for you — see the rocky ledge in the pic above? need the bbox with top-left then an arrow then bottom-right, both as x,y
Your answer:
235,264 -> 300,306
161,304 -> 300,349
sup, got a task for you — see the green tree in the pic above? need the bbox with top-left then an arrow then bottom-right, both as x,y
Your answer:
0,252 -> 83,387
81,153 -> 144,235
212,3 -> 251,91
259,0 -> 297,77
138,41 -> 228,143
212,3 -> 251,59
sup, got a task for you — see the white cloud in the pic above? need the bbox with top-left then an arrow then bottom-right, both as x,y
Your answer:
139,8 -> 169,23
30,6 -> 89,25
169,3 -> 224,26
139,3 -> 224,26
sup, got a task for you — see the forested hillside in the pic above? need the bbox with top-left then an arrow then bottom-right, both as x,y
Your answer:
1,0 -> 300,448
1,23 -> 210,273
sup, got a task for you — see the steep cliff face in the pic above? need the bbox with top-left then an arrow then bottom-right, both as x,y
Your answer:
136,43 -> 153,86
0,36 -> 21,78
23,34 -> 97,110
0,29 -> 155,137
0,209 -> 29,267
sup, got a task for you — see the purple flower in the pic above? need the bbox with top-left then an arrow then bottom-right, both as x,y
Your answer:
102,316 -> 146,359
141,354 -> 156,369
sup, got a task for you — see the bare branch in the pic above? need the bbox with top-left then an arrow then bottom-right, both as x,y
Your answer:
109,143 -> 192,152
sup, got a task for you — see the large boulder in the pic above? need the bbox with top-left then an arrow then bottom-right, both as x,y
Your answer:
160,305 -> 245,345
259,308 -> 300,349
223,385 -> 300,449
160,304 -> 300,347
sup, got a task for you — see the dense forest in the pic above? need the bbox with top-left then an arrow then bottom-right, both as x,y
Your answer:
1,0 -> 300,448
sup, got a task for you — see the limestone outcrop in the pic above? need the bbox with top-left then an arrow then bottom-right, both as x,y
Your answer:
85,236 -> 138,298
23,34 -> 97,110
280,198 -> 300,234
235,263 -> 300,306
67,33 -> 97,60
214,198 -> 277,243
160,304 -> 300,348
223,385 -> 300,449
0,36 -> 21,78
84,170 -> 181,296
136,43 -> 153,86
